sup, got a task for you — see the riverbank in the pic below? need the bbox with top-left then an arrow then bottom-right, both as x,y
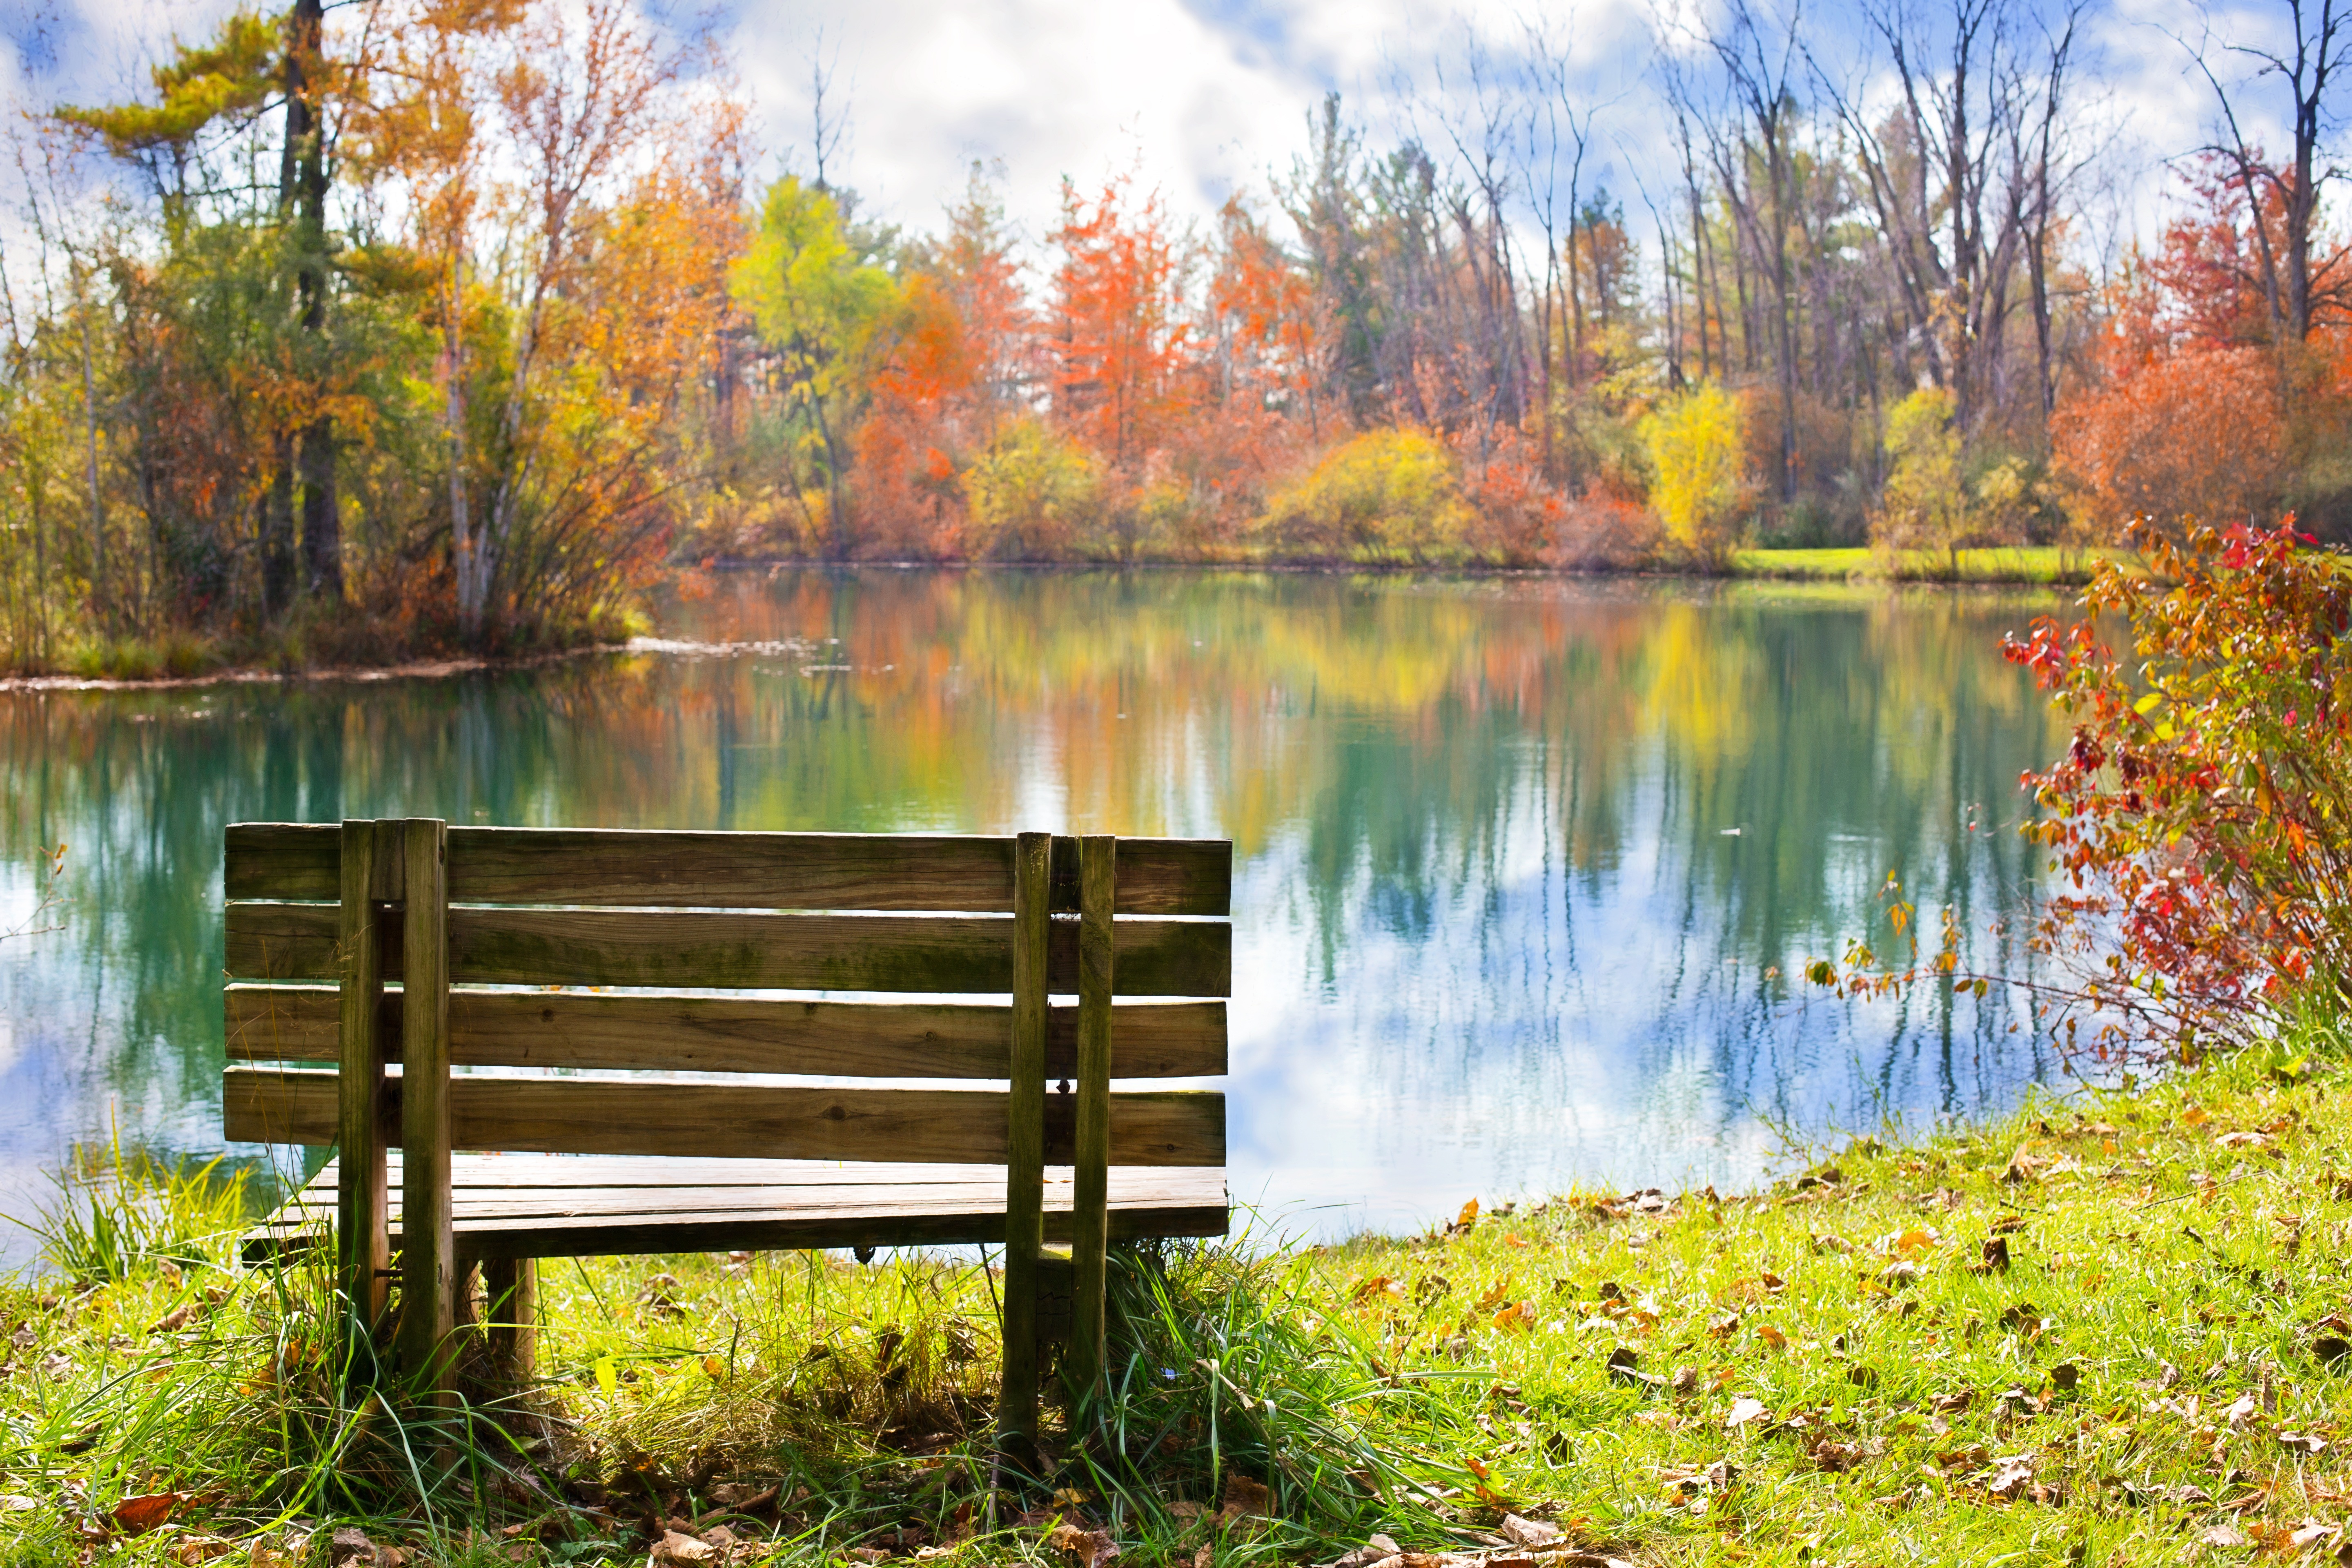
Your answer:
5,1022 -> 2345,1567
1729,545 -> 2130,584
0,555 -> 2102,690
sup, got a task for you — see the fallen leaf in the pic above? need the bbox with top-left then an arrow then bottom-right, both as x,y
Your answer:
2050,1363 -> 2080,1392
147,1302 -> 196,1336
653,1531 -> 714,1565
169,1539 -> 235,1565
1352,1275 -> 1403,1303
1046,1522 -> 1120,1568
2197,1524 -> 2247,1548
1725,1396 -> 1768,1430
2278,1431 -> 2329,1454
2181,1105 -> 2210,1128
1755,1324 -> 1788,1350
1475,1279 -> 1515,1312
2313,1334 -> 2350,1366
112,1492 -> 187,1536
1492,1300 -> 1538,1334
1499,1514 -> 1561,1548
0,1496 -> 33,1515
1456,1198 -> 1481,1231
1987,1461 -> 2034,1499
328,1528 -> 376,1568
1889,1227 -> 1940,1257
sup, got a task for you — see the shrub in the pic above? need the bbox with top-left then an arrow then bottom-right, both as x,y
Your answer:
1870,388 -> 1970,567
1639,382 -> 1751,568
2005,518 -> 2352,1053
963,418 -> 1103,560
1257,428 -> 1472,563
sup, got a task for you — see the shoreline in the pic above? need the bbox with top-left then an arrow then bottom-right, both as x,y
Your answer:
0,554 -> 2098,693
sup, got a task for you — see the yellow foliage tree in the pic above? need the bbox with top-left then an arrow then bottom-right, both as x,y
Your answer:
1258,428 -> 1472,562
1871,387 -> 1970,570
1639,382 -> 1751,568
963,418 -> 1103,560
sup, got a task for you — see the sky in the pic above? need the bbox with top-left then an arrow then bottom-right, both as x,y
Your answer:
0,0 -> 2328,265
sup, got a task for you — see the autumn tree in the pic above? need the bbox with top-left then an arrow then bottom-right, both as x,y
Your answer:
735,176 -> 901,560
1050,174 -> 1192,479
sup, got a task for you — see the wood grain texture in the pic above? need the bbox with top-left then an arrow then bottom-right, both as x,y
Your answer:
397,819 -> 456,1400
224,902 -> 1232,997
1000,831 -> 1051,1454
225,985 -> 1228,1078
334,821 -> 392,1348
1069,835 -> 1116,1394
224,1068 -> 1226,1167
242,1155 -> 1228,1263
224,824 -> 1231,915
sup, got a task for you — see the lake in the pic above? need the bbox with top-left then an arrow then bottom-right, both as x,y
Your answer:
0,569 -> 2075,1261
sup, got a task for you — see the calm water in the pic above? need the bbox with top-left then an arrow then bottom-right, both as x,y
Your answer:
0,570 -> 2075,1259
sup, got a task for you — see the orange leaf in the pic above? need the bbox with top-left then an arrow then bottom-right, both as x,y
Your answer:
113,1493 -> 186,1536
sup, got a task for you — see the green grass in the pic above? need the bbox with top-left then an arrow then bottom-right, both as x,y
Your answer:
1731,546 -> 2133,584
8,1027 -> 2352,1565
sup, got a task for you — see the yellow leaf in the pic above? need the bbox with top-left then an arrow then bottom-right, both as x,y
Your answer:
1457,1198 -> 1481,1230
703,1356 -> 724,1379
2182,1105 -> 2210,1128
594,1356 -> 618,1393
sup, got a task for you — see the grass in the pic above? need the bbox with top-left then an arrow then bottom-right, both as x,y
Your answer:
7,1025 -> 2352,1566
1729,546 -> 2133,584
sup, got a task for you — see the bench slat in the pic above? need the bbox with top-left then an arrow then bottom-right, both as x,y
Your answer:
224,904 -> 1232,996
226,985 -> 1226,1078
225,1068 -> 1224,1166
242,1156 -> 1229,1261
224,825 -> 1232,915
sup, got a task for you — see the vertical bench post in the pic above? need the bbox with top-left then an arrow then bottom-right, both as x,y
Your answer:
483,1256 -> 537,1383
336,820 -> 397,1375
997,831 -> 1051,1460
396,818 -> 456,1405
1067,834 -> 1116,1398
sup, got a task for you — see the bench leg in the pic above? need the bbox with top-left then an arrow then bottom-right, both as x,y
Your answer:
484,1257 -> 537,1384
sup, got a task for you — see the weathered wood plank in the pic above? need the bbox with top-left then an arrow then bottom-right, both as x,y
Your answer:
241,1157 -> 1228,1263
224,1068 -> 1226,1166
482,1256 -> 536,1383
397,820 -> 457,1402
224,903 -> 1232,996
1000,831 -> 1051,1457
226,985 -> 1228,1079
224,824 -> 1232,915
335,821 -> 394,1357
1069,835 -> 1116,1395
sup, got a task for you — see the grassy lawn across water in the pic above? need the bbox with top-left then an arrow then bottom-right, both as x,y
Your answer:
5,1022 -> 2352,1567
1729,547 -> 2131,584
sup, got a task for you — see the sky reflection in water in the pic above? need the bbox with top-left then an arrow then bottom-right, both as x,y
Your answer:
0,570 -> 2076,1257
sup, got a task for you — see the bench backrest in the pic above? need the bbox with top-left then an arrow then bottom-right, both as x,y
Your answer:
222,824 -> 1232,1168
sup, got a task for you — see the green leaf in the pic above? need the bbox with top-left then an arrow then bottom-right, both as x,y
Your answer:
593,1355 -> 617,1393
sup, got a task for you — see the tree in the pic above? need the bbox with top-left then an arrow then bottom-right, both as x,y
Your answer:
1871,387 -> 1971,568
735,175 -> 901,559
1050,174 -> 1192,477
1641,381 -> 1752,565
2184,0 -> 2352,346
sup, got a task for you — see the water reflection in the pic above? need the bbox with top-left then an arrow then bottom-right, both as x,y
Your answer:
0,570 -> 2071,1254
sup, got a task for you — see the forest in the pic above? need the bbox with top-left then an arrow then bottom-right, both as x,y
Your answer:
0,0 -> 2347,669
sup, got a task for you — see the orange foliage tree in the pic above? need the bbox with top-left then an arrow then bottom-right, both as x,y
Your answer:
1050,174 -> 1194,483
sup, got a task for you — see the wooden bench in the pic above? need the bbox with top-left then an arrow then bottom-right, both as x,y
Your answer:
220,821 -> 1232,1447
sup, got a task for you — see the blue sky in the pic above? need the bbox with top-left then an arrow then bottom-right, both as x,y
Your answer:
0,0 -> 2326,262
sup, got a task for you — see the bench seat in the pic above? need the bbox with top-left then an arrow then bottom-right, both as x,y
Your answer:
222,821 -> 1233,1447
241,1154 -> 1230,1263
